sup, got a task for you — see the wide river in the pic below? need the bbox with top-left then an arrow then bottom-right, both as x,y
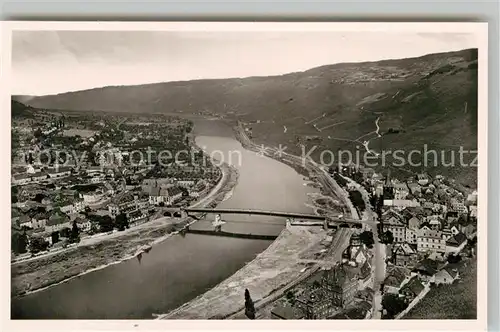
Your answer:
12,120 -> 319,319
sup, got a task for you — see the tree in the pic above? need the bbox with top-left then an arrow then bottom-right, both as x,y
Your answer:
359,231 -> 375,249
115,213 -> 129,231
34,193 -> 45,203
60,227 -> 71,238
51,231 -> 60,245
381,230 -> 394,244
69,220 -> 80,243
29,237 -> 49,254
98,216 -> 114,232
244,288 -> 256,320
286,290 -> 296,305
382,294 -> 408,318
11,232 -> 28,255
447,254 -> 462,264
88,222 -> 100,235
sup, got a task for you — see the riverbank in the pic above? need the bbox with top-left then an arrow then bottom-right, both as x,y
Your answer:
11,162 -> 239,298
159,225 -> 333,319
234,122 -> 353,219
158,123 -> 354,320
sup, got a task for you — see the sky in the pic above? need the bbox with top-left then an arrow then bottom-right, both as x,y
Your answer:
12,30 -> 478,96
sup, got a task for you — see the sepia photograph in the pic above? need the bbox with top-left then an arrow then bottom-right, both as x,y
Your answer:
3,22 -> 487,326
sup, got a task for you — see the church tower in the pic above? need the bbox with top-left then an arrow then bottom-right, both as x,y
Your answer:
383,169 -> 394,200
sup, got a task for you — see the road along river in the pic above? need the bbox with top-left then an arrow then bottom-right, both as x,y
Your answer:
11,120 -> 319,319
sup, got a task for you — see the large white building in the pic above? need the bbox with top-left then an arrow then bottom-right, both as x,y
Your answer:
417,226 -> 446,253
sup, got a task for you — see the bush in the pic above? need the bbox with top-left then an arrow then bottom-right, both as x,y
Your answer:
348,190 -> 366,211
382,293 -> 408,318
360,231 -> 375,249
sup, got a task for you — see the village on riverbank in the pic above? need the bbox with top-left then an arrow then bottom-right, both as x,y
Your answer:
10,102 -> 239,297
235,124 -> 478,320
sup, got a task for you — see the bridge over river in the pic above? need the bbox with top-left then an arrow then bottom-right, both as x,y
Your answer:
177,207 -> 378,238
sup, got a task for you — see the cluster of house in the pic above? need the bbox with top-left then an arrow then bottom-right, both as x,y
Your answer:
12,167 -> 214,253
141,178 -> 209,206
12,206 -> 92,245
271,234 -> 374,320
382,256 -> 462,313
379,176 -> 476,265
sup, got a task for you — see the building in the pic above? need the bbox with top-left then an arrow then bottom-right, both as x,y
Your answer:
321,264 -> 358,308
383,199 -> 421,208
459,224 -> 476,239
45,212 -> 71,233
466,190 -> 478,204
412,258 -> 439,281
399,276 -> 425,303
392,242 -> 418,268
31,212 -> 48,229
394,183 -> 409,200
128,209 -> 147,223
166,186 -> 183,205
271,303 -> 305,320
383,266 -> 412,294
189,181 -> 209,198
18,214 -> 32,229
108,203 -> 121,218
149,186 -> 166,206
383,170 -> 394,200
85,166 -> 104,176
81,191 -> 104,204
31,172 -> 48,183
47,166 -> 72,179
382,217 -> 406,243
75,217 -> 92,232
469,205 -> 478,218
59,199 -> 86,214
177,179 -> 196,188
12,173 -> 32,186
428,217 -> 443,231
331,302 -> 372,319
407,182 -> 422,196
405,227 -> 418,245
435,267 -> 460,285
449,198 -> 468,214
416,173 -> 429,186
343,234 -> 368,266
445,232 -> 468,254
295,288 -> 335,319
417,226 -> 446,253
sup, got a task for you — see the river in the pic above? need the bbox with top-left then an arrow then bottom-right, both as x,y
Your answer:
11,120 -> 319,319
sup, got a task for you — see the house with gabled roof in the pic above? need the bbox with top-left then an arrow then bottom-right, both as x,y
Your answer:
399,276 -> 425,303
417,225 -> 446,253
392,242 -> 418,268
446,232 -> 468,254
321,264 -> 359,308
45,212 -> 71,233
434,266 -> 460,285
383,266 -> 412,294
412,258 -> 440,281
382,217 -> 406,243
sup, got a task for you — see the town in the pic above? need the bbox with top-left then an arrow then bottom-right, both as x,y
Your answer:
11,103 -> 221,261
268,164 -> 477,320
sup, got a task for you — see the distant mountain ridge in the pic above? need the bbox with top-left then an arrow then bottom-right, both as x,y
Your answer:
19,48 -> 478,186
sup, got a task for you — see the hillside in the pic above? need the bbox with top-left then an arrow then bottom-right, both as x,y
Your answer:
23,48 -> 478,186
